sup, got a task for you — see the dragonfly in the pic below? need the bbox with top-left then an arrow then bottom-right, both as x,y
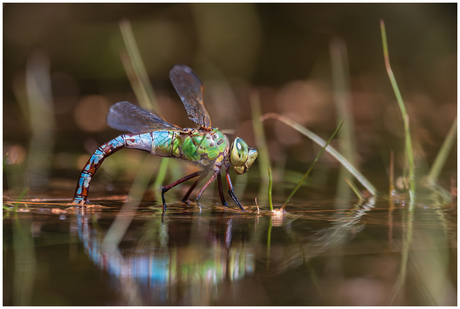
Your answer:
71,64 -> 258,211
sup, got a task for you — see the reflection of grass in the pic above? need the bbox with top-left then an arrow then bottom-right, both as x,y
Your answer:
391,200 -> 413,304
261,113 -> 377,196
103,155 -> 156,251
266,217 -> 272,271
282,120 -> 344,209
5,187 -> 36,305
380,20 -> 415,204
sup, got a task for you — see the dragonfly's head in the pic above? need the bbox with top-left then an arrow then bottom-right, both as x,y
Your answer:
230,137 -> 258,175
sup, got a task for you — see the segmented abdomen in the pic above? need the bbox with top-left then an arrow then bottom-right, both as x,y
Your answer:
72,133 -> 153,204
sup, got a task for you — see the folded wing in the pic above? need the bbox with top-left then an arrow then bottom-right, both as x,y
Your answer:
106,101 -> 181,133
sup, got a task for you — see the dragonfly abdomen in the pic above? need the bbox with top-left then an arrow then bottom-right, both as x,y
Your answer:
72,133 -> 153,204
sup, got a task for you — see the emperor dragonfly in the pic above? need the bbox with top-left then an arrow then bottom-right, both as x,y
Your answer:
72,64 -> 258,211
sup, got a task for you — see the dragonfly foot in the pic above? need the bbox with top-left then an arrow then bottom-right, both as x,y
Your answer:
71,197 -> 90,207
161,188 -> 168,208
195,198 -> 203,209
227,189 -> 246,212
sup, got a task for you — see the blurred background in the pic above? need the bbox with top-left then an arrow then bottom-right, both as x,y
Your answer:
3,3 -> 457,198
2,4 -> 457,306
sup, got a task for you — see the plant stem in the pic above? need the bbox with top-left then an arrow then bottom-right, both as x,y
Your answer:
427,117 -> 457,185
282,120 -> 344,209
380,19 -> 415,204
268,168 -> 273,211
250,90 -> 271,182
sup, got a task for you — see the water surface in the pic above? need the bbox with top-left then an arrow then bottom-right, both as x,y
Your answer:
3,195 -> 456,305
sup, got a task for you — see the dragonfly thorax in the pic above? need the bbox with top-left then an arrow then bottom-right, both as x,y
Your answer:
162,128 -> 230,168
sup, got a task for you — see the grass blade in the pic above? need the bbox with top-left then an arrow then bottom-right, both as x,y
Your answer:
153,157 -> 170,190
261,113 -> 377,196
344,178 -> 364,202
268,168 -> 273,211
119,19 -> 158,111
119,19 -> 172,191
330,37 -> 356,204
282,120 -> 344,209
427,117 -> 457,186
3,153 -> 8,169
250,90 -> 271,182
380,19 -> 415,203
14,188 -> 29,213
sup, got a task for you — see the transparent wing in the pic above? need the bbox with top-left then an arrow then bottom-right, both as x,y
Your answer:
169,64 -> 212,129
106,101 -> 181,133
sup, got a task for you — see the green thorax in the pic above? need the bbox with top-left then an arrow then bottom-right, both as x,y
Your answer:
151,128 -> 228,167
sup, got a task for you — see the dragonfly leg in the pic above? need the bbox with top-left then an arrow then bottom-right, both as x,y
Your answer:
162,171 -> 202,208
195,169 -> 220,206
217,171 -> 228,206
182,171 -> 208,203
225,169 -> 246,212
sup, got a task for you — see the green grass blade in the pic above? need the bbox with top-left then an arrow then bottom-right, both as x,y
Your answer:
380,19 -> 415,203
120,19 -> 171,190
3,153 -> 8,169
344,178 -> 364,202
250,90 -> 271,182
261,113 -> 377,196
268,168 -> 273,211
427,117 -> 457,185
153,158 -> 170,190
330,37 -> 356,204
282,120 -> 344,209
119,19 -> 159,112
14,188 -> 29,213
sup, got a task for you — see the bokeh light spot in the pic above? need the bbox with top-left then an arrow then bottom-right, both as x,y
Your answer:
5,145 -> 26,165
74,95 -> 110,132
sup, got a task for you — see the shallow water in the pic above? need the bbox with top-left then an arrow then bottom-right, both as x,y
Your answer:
3,194 -> 456,306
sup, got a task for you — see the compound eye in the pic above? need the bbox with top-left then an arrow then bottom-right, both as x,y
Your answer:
230,138 -> 248,166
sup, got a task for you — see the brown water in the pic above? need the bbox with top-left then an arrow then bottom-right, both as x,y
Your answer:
3,195 -> 457,305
